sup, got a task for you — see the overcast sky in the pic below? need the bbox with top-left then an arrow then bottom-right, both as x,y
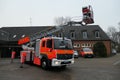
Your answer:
0,0 -> 120,31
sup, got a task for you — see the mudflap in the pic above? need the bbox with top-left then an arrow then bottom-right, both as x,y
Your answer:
33,57 -> 41,66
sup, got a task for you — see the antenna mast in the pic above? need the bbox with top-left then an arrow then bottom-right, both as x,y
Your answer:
30,17 -> 32,26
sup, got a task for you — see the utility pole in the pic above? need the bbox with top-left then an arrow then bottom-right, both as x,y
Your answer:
30,17 -> 32,26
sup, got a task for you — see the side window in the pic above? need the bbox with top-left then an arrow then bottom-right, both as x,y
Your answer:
46,39 -> 52,48
42,41 -> 45,47
82,31 -> 88,39
95,31 -> 100,38
70,30 -> 75,39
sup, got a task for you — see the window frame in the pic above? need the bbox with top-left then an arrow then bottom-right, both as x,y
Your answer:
46,39 -> 52,48
42,41 -> 46,47
70,31 -> 75,39
95,31 -> 100,38
82,31 -> 88,39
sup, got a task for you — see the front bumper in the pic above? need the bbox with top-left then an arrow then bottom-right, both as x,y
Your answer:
85,54 -> 94,58
51,58 -> 74,67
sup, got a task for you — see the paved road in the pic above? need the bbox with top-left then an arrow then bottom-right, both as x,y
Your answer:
0,54 -> 120,80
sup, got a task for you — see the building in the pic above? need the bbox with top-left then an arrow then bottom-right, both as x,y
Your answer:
0,26 -> 51,58
0,25 -> 111,58
59,25 -> 111,56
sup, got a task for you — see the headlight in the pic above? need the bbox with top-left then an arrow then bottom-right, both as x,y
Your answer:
55,61 -> 59,65
54,61 -> 60,65
71,60 -> 74,63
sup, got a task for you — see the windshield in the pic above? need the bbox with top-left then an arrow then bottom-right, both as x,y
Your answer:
54,39 -> 73,50
83,48 -> 92,52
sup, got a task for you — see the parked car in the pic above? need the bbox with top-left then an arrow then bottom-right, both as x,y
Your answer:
112,49 -> 117,55
80,48 -> 94,58
73,50 -> 79,58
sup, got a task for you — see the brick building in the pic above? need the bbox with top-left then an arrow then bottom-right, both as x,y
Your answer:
0,25 -> 111,58
56,25 -> 111,56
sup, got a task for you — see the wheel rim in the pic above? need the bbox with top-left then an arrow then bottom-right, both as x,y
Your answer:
42,61 -> 46,68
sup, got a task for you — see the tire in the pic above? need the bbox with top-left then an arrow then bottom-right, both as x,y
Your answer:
41,59 -> 48,70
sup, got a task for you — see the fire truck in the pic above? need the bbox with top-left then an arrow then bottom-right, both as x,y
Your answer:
18,27 -> 74,69
18,5 -> 94,69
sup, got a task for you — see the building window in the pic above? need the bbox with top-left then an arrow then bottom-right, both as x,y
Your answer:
82,31 -> 88,39
89,44 -> 93,47
13,35 -> 17,38
77,44 -> 80,48
70,31 -> 75,39
58,33 -> 63,37
81,43 -> 85,47
1,33 -> 4,35
95,31 -> 100,38
73,43 -> 80,48
81,43 -> 94,48
73,43 -> 77,48
22,34 -> 25,38
81,43 -> 93,47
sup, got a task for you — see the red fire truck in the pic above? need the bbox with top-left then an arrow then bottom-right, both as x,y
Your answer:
18,27 -> 74,69
18,5 -> 94,69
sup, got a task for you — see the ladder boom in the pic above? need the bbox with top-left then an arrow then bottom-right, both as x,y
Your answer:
30,26 -> 61,41
18,26 -> 62,45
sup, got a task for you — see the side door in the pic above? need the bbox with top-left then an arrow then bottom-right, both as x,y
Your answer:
46,39 -> 56,59
40,39 -> 47,55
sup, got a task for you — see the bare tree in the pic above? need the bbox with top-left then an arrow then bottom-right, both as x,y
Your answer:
107,23 -> 120,52
117,22 -> 120,44
107,26 -> 117,42
118,22 -> 120,32
54,16 -> 71,26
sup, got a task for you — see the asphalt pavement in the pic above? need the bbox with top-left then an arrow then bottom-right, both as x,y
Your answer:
0,54 -> 120,80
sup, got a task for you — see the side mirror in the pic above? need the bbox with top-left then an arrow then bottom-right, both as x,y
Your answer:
49,48 -> 53,52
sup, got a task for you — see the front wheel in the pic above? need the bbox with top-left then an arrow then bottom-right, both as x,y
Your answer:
41,59 -> 48,69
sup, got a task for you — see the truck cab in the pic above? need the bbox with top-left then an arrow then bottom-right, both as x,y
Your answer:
32,37 -> 74,69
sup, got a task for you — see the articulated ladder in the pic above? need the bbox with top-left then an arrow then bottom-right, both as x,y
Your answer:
29,26 -> 62,41
18,5 -> 94,45
18,26 -> 63,45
